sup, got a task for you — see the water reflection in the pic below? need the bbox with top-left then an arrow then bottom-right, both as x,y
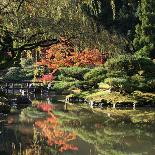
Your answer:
35,103 -> 78,153
54,104 -> 155,155
1,95 -> 155,155
0,96 -> 79,155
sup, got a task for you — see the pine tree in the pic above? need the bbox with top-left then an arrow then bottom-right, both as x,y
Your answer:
114,0 -> 138,35
133,0 -> 155,57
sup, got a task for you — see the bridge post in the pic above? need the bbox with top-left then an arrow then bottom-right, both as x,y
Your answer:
20,83 -> 23,95
6,83 -> 9,94
12,83 -> 15,95
64,102 -> 68,111
27,82 -> 30,94
41,83 -> 43,96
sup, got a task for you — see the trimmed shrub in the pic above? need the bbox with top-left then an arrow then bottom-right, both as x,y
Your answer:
104,77 -> 131,92
53,81 -> 78,92
106,71 -> 128,78
23,66 -> 34,80
133,91 -> 155,105
104,54 -> 138,76
105,54 -> 155,76
3,67 -> 26,82
75,81 -> 99,90
146,78 -> 155,92
104,54 -> 155,93
136,57 -> 155,75
84,67 -> 107,82
59,67 -> 90,80
57,74 -> 76,82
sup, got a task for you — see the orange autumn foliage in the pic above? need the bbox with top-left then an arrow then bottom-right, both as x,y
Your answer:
36,37 -> 105,70
37,103 -> 53,112
36,69 -> 58,82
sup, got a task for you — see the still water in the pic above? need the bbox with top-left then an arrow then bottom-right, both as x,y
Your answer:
1,94 -> 155,155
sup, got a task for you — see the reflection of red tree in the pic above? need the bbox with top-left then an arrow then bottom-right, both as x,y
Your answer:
35,103 -> 78,152
37,103 -> 53,112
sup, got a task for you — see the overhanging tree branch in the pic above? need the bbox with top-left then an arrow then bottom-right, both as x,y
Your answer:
13,38 -> 60,51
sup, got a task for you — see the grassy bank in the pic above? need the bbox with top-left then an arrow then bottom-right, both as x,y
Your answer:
62,99 -> 155,126
66,89 -> 155,108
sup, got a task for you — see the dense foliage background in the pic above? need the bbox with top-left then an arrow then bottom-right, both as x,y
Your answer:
0,0 -> 155,103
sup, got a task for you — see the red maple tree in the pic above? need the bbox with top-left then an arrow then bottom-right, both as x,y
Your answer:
35,37 -> 106,82
36,37 -> 105,70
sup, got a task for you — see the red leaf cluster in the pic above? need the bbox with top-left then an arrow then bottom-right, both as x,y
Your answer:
37,103 -> 53,112
36,38 -> 105,70
37,73 -> 55,82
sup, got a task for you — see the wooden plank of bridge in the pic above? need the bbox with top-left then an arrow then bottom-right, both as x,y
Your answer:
0,81 -> 58,95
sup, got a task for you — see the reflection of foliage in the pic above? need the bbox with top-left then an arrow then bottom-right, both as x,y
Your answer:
20,107 -> 47,122
19,102 -> 78,153
55,107 -> 155,155
35,117 -> 78,152
35,103 -> 78,153
15,128 -> 42,155
37,103 -> 54,112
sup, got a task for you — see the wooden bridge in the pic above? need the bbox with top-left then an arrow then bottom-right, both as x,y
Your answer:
0,81 -> 56,95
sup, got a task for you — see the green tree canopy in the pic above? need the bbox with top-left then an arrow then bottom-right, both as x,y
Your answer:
133,0 -> 155,58
0,0 -> 128,69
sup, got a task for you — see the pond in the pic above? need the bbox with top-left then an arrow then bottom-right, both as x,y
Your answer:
1,94 -> 155,155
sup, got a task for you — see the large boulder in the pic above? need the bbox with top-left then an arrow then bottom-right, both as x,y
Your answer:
16,96 -> 32,105
16,96 -> 32,109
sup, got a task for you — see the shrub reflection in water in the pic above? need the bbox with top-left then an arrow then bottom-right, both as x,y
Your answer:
35,103 -> 78,152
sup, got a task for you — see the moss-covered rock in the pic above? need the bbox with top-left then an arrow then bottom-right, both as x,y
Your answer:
16,96 -> 32,109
